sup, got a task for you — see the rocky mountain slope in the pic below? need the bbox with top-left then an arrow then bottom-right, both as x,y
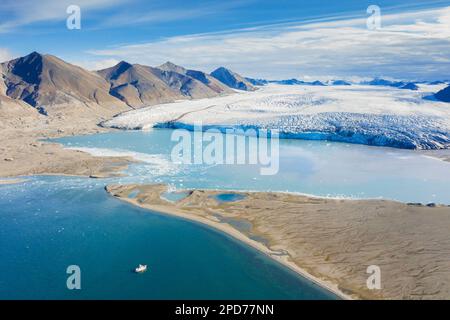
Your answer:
97,61 -> 185,109
0,52 -> 129,116
436,85 -> 450,102
0,52 -> 243,120
210,67 -> 256,91
159,61 -> 233,95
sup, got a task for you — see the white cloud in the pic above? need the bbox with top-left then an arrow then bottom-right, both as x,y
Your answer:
71,58 -> 120,71
0,0 -> 251,32
87,6 -> 450,80
0,48 -> 13,63
0,0 -> 129,32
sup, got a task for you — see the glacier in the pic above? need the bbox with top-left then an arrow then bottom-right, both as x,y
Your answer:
103,84 -> 450,150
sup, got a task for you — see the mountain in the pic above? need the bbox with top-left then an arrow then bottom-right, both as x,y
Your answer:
273,79 -> 306,85
210,67 -> 256,91
0,69 -> 7,96
158,61 -> 232,95
428,80 -> 450,85
435,85 -> 450,102
429,80 -> 445,85
97,61 -> 186,108
264,79 -> 328,86
331,80 -> 351,86
0,93 -> 42,129
157,61 -> 187,75
363,78 -> 412,88
245,78 -> 268,86
364,78 -> 397,86
399,82 -> 419,91
310,80 -> 326,86
0,52 -> 128,115
97,61 -> 233,109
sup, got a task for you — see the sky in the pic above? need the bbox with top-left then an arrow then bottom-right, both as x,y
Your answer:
0,0 -> 449,80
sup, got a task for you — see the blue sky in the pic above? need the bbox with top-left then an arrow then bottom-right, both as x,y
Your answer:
0,0 -> 449,80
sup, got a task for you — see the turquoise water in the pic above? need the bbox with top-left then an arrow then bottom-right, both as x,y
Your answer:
2,128 -> 450,299
0,176 -> 336,299
161,191 -> 191,203
213,193 -> 247,203
55,129 -> 450,204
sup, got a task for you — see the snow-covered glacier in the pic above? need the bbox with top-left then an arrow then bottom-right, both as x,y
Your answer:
103,84 -> 450,149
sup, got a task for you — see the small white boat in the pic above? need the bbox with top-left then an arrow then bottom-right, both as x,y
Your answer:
135,264 -> 148,273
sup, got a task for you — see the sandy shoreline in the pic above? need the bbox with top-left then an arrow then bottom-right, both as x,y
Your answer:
106,184 -> 450,300
106,184 -> 351,300
0,112 -> 136,179
2,102 -> 450,300
0,178 -> 28,185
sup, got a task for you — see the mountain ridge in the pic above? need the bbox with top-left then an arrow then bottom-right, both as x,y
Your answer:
0,53 -> 248,117
435,85 -> 450,102
0,52 -> 130,116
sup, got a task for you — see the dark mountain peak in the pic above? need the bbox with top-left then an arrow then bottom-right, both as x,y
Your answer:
6,51 -> 47,84
114,60 -> 133,73
1,51 -> 127,110
210,67 -> 255,91
331,80 -> 351,86
98,60 -> 134,81
27,51 -> 43,58
185,69 -> 209,84
15,51 -> 45,63
213,66 -> 229,72
116,60 -> 133,68
211,67 -> 234,79
310,80 -> 326,86
435,85 -> 450,102
400,82 -> 419,91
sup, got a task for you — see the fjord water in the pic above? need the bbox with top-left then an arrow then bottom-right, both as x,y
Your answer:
0,176 -> 335,299
2,128 -> 450,299
56,129 -> 450,204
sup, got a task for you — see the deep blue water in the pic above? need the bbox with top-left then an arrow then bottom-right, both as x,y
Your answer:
2,128 -> 450,299
0,176 -> 336,299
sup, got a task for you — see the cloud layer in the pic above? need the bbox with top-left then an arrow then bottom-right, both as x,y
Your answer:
0,48 -> 13,63
88,6 -> 450,80
0,0 -> 128,32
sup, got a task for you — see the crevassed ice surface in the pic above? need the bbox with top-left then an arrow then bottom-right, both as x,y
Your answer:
103,84 -> 450,149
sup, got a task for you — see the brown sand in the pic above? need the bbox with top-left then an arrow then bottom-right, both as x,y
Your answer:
106,184 -> 450,300
0,104 -> 133,178
422,149 -> 450,162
